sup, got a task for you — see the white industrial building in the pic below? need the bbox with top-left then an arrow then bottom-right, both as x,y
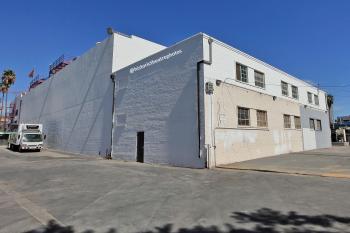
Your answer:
19,32 -> 165,156
17,31 -> 332,168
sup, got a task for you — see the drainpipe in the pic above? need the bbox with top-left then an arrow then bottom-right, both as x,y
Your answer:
196,37 -> 213,165
108,73 -> 116,159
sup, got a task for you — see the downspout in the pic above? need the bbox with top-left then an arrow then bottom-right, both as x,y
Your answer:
108,73 -> 116,159
196,37 -> 213,166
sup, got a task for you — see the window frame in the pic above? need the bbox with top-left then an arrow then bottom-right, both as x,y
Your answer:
236,63 -> 248,83
256,110 -> 268,127
294,116 -> 301,129
237,107 -> 250,126
254,70 -> 265,88
291,85 -> 299,99
283,114 -> 291,128
314,94 -> 319,105
316,119 -> 322,131
309,118 -> 315,130
307,92 -> 313,104
281,81 -> 289,96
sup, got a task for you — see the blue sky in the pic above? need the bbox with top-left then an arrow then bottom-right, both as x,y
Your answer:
0,0 -> 349,117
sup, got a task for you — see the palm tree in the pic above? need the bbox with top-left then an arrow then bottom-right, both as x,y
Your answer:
0,82 -> 7,131
1,70 -> 16,131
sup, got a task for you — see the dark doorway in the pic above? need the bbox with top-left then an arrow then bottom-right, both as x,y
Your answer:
136,132 -> 144,163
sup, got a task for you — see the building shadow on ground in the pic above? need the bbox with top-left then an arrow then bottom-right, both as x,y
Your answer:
23,208 -> 350,233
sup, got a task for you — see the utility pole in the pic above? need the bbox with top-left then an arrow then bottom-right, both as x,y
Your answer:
3,92 -> 7,132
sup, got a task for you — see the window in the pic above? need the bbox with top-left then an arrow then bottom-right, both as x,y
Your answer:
292,85 -> 299,99
307,92 -> 313,104
283,114 -> 291,128
238,107 -> 250,126
22,134 -> 43,142
316,120 -> 322,131
314,95 -> 319,105
309,118 -> 315,129
281,81 -> 289,96
254,71 -> 265,88
294,116 -> 301,129
257,110 -> 268,127
236,63 -> 248,83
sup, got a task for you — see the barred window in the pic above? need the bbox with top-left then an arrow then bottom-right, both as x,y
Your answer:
284,114 -> 291,128
254,71 -> 265,88
309,118 -> 315,129
292,85 -> 299,99
236,63 -> 248,83
281,81 -> 289,96
257,110 -> 268,127
294,116 -> 301,129
307,92 -> 313,104
316,119 -> 322,131
238,107 -> 250,126
314,95 -> 319,105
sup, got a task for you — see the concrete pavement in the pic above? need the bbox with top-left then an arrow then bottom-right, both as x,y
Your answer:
0,147 -> 350,233
218,146 -> 350,179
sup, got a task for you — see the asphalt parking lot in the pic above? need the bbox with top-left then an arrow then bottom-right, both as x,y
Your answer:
0,146 -> 350,233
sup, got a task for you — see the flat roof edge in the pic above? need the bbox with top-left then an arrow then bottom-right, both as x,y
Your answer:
201,34 -> 327,93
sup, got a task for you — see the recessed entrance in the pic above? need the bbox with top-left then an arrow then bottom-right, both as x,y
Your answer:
136,132 -> 144,163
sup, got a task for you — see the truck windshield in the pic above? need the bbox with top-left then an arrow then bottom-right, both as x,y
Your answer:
22,134 -> 43,142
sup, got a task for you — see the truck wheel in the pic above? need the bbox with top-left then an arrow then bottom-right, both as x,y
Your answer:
18,146 -> 22,152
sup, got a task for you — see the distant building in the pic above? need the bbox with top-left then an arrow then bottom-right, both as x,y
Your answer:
8,92 -> 26,131
337,115 -> 350,124
333,115 -> 350,143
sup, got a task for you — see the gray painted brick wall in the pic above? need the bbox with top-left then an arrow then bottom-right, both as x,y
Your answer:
20,36 -> 114,156
112,34 -> 206,168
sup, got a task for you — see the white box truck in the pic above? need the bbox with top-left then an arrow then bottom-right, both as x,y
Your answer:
8,124 -> 44,152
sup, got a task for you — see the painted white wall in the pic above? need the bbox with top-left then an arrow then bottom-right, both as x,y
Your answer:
112,34 -> 206,168
20,36 -> 115,156
202,34 -> 328,111
19,33 -> 165,156
112,33 -> 166,72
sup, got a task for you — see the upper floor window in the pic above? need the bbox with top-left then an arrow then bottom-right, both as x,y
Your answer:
281,81 -> 289,96
292,85 -> 299,99
283,114 -> 291,128
307,92 -> 313,104
314,95 -> 319,105
236,63 -> 248,83
257,110 -> 268,127
238,107 -> 250,126
254,71 -> 265,88
294,116 -> 301,129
